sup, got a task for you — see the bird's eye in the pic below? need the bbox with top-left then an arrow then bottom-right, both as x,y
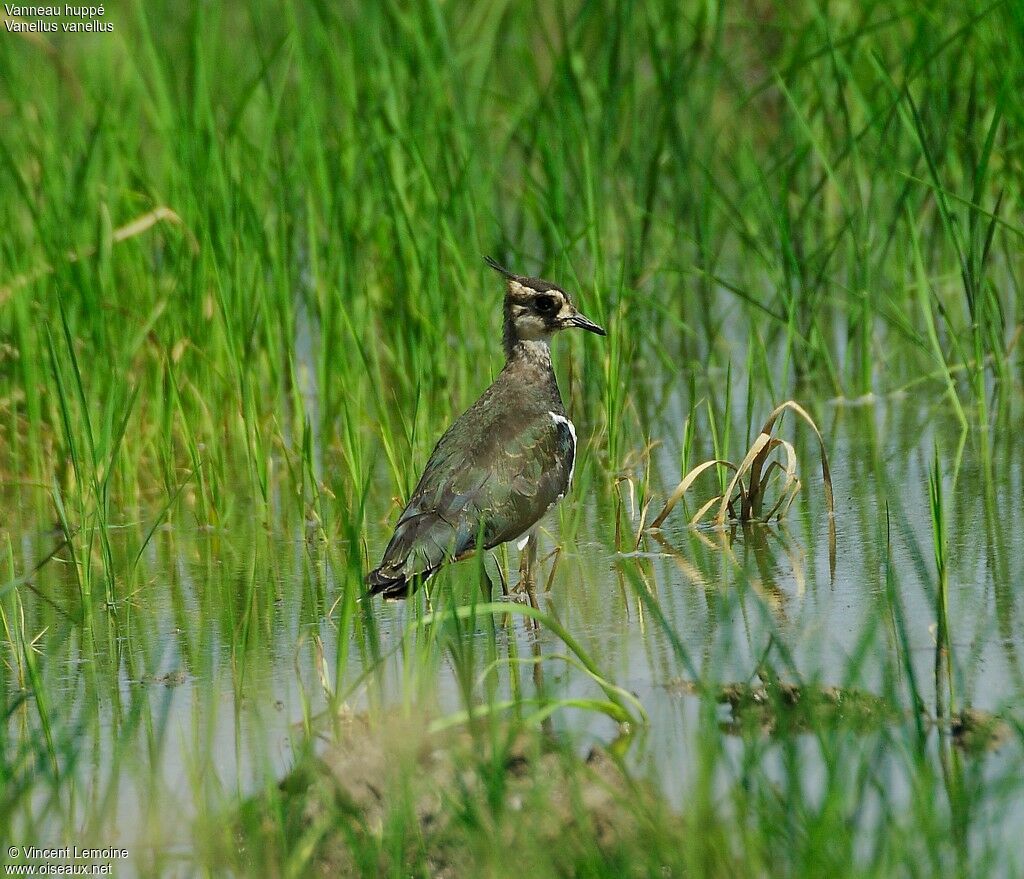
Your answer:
535,295 -> 556,314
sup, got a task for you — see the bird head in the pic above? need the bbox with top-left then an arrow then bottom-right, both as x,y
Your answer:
485,257 -> 606,347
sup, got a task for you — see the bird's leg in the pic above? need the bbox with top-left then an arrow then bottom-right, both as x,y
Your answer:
516,528 -> 540,612
479,565 -> 494,601
492,553 -> 510,599
542,545 -> 562,594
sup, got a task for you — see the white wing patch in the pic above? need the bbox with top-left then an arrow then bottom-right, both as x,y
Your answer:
549,412 -> 577,489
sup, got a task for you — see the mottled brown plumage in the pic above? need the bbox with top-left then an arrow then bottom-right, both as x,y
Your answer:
366,259 -> 605,599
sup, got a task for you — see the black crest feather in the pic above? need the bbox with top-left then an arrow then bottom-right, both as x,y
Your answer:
484,255 -> 517,279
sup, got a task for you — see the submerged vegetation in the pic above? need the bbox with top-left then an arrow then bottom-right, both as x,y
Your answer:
1,0 -> 1023,875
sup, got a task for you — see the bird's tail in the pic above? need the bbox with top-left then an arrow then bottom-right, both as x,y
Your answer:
365,567 -> 428,600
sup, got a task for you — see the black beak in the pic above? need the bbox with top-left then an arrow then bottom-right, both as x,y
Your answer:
568,312 -> 607,336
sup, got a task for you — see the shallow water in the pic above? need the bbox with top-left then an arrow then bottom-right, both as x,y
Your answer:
3,390 -> 1023,874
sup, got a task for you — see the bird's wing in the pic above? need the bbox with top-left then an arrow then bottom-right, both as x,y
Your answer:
371,411 -> 575,585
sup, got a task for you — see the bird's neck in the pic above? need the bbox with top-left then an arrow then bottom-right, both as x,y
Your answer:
502,336 -> 563,411
504,337 -> 552,367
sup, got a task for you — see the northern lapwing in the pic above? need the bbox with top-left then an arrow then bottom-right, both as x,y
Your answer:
367,257 -> 606,600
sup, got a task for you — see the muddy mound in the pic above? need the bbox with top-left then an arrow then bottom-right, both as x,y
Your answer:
236,712 -> 679,877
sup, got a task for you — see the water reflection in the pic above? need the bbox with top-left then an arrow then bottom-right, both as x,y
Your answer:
1,393 -> 1022,868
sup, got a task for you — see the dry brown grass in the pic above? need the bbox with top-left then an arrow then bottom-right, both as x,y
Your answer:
0,206 -> 196,304
648,401 -> 834,530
